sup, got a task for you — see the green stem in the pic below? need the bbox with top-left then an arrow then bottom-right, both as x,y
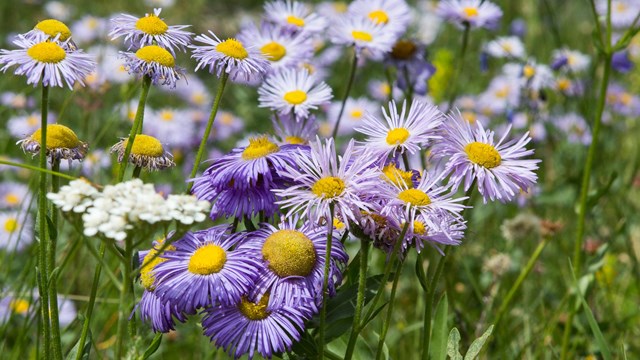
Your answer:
446,23 -> 471,111
49,159 -> 62,360
375,258 -> 404,360
493,236 -> 551,326
76,242 -> 105,360
318,203 -> 335,360
115,237 -> 134,358
331,52 -> 358,139
37,84 -> 51,358
117,75 -> 151,182
132,166 -> 142,179
421,247 -> 450,360
0,160 -> 78,181
344,238 -> 370,360
186,72 -> 229,193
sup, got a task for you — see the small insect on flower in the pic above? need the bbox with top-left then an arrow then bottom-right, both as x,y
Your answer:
119,44 -> 185,88
18,124 -> 88,164
109,8 -> 192,55
110,134 -> 175,171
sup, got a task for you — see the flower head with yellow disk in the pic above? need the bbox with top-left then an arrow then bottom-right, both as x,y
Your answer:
110,134 -> 175,171
329,14 -> 400,60
119,44 -> 185,88
436,0 -> 503,30
0,210 -> 33,252
263,0 -> 327,35
23,19 -> 74,48
18,124 -> 88,164
347,0 -> 412,36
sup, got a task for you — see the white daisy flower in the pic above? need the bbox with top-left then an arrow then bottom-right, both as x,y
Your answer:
551,48 -> 590,73
145,107 -> 196,150
327,97 -> 379,136
0,182 -> 30,210
484,36 -> 526,59
329,14 -> 400,59
348,0 -> 412,35
437,0 -> 503,30
7,111 -> 56,139
0,210 -> 33,252
264,0 -> 328,35
71,15 -> 108,45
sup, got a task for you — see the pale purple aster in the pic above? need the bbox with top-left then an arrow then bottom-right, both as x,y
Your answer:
550,48 -> 590,73
119,44 -> 185,88
263,0 -> 328,35
202,291 -> 308,360
0,210 -> 34,252
476,75 -> 520,115
553,112 -> 592,145
329,14 -> 400,60
0,92 -> 34,109
606,83 -> 640,117
70,15 -> 108,45
348,0 -> 412,36
612,50 -> 634,73
80,149 -> 111,177
109,8 -> 192,55
484,36 -> 526,59
145,107 -> 195,150
327,97 -> 379,136
258,68 -> 333,119
596,0 -> 640,29
355,100 -> 443,161
241,217 -> 348,312
205,186 -> 279,220
153,227 -> 262,313
432,111 -> 540,203
436,0 -> 503,30
0,33 -> 95,89
407,212 -> 466,254
274,138 -> 380,228
272,113 -> 318,145
503,61 -> 554,92
7,111 -> 56,139
0,182 -> 30,210
190,31 -> 270,82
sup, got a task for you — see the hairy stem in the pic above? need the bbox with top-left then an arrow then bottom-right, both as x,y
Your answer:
117,75 -> 151,182
331,52 -> 359,138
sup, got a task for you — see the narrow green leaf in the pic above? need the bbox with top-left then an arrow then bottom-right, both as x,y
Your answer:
431,294 -> 449,360
464,325 -> 494,360
66,330 -> 91,360
46,215 -> 57,241
446,327 -> 462,360
415,255 -> 428,292
141,333 -> 163,360
49,266 -> 60,287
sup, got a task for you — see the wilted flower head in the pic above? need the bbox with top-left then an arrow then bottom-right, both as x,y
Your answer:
119,44 -> 185,88
110,134 -> 175,171
18,124 -> 88,164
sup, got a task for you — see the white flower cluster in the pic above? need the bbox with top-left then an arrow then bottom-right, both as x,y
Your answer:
48,179 -> 210,241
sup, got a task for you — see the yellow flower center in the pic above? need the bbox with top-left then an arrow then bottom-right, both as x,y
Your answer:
381,163 -> 414,188
334,2 -> 348,12
5,193 -> 20,206
363,211 -> 388,227
283,90 -> 307,105
464,142 -> 502,169
349,108 -> 364,119
188,244 -> 227,275
9,299 -> 29,314
620,93 -> 632,106
352,30 -> 373,42
216,38 -> 248,59
413,220 -> 427,235
301,62 -> 316,74
124,134 -> 165,157
135,45 -> 175,67
381,83 -> 391,95
34,19 -> 71,41
286,15 -> 305,27
238,294 -> 271,320
523,65 -> 536,78
312,176 -> 345,199
30,124 -> 80,149
368,10 -> 389,24
285,136 -> 306,145
260,41 -> 287,62
139,245 -> 174,291
557,78 -> 571,91
4,218 -> 18,232
262,229 -> 317,277
463,7 -> 479,17
135,15 -> 168,35
462,111 -> 477,124
242,136 -> 280,160
386,127 -> 410,145
27,116 -> 38,127
495,86 -> 509,98
391,40 -> 418,60
333,218 -> 345,230
398,189 -> 431,206
27,42 -> 66,63
160,111 -> 174,122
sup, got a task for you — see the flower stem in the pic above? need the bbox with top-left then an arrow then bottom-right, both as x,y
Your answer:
331,52 -> 359,139
186,72 -> 229,193
117,75 -> 151,182
49,159 -> 63,360
318,202 -> 335,360
446,23 -> 471,111
132,165 -> 142,179
344,237 -> 370,360
421,246 -> 449,360
76,242 -> 105,360
115,236 -> 134,358
0,159 -> 78,181
375,258 -> 404,360
37,84 -> 51,358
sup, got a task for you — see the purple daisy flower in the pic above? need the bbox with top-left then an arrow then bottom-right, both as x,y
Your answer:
153,226 -> 262,313
432,111 -> 540,203
436,0 -> 503,30
202,291 -> 309,360
241,217 -> 348,313
205,186 -> 279,220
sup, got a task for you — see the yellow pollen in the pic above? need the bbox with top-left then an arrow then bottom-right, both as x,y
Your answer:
333,218 -> 346,230
501,43 -> 513,52
557,78 -> 571,91
616,2 -> 627,12
262,229 -> 317,277
523,65 -> 536,78
220,113 -> 234,125
334,2 -> 348,12
160,111 -> 174,122
242,136 -> 279,160
192,93 -> 206,105
10,299 -> 29,314
188,244 -> 227,275
386,127 -> 410,145
216,38 -> 248,60
398,189 -> 431,206
382,163 -> 414,188
301,63 -> 316,74
495,87 -> 509,98
125,134 -> 164,157
286,15 -> 305,27
28,116 -> 39,126
464,142 -> 501,168
30,124 -> 80,149
283,90 -> 308,105
5,193 -> 20,205
239,294 -> 271,320
413,220 -> 427,235
140,246 -> 174,291
135,14 -> 168,35
391,40 -> 418,60
27,42 -> 66,63
363,211 -> 388,227
620,93 -> 632,106
260,41 -> 287,62
285,136 -> 306,145
462,111 -> 477,124
135,45 -> 175,67
381,83 -> 391,95
312,176 -> 345,199
368,10 -> 389,24
349,108 -> 364,119
352,30 -> 373,42
462,7 -> 479,17
4,218 -> 18,232
118,64 -> 127,73
34,19 -> 71,41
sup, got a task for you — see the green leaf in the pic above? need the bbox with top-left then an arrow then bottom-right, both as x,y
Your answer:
291,331 -> 318,359
49,266 -> 60,287
446,327 -> 462,360
431,294 -> 449,360
612,26 -> 640,52
66,331 -> 91,360
140,333 -> 163,360
415,254 -> 428,292
46,215 -> 57,241
464,325 -> 494,360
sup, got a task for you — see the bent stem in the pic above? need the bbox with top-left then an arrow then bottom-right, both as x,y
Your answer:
49,159 -> 63,360
186,71 -> 229,193
117,75 -> 151,182
446,23 -> 471,111
331,51 -> 359,138
318,203 -> 335,360
344,237 -> 370,360
375,258 -> 404,360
